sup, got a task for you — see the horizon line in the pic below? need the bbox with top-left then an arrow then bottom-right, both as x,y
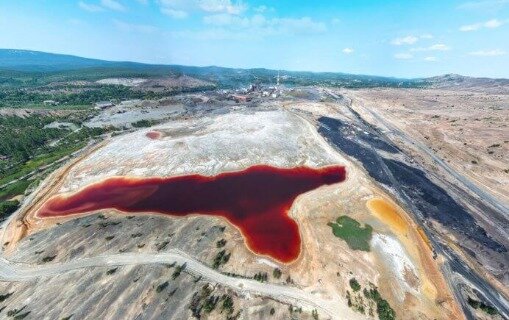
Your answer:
1,47 -> 508,81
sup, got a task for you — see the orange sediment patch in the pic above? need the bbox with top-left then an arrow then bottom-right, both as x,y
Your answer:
417,227 -> 433,251
367,197 -> 464,319
367,198 -> 408,236
367,197 -> 440,301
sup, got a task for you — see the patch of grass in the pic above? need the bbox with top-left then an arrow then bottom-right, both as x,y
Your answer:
0,292 -> 13,302
0,180 -> 31,201
132,119 -> 157,128
41,255 -> 56,263
203,296 -> 219,313
7,306 -> 30,319
480,304 -> 498,315
155,240 -> 169,251
13,311 -> 31,319
328,216 -> 373,251
349,278 -> 361,292
0,142 -> 86,196
273,268 -> 282,279
0,200 -> 19,220
216,239 -> 227,248
467,296 -> 481,309
172,263 -> 186,280
106,267 -> 118,275
221,295 -> 234,314
0,113 -> 108,200
468,296 -> 498,315
254,272 -> 268,282
363,287 -> 396,320
212,249 -> 231,269
156,281 -> 169,293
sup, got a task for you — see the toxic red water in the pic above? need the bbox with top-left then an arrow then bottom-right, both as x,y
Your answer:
37,165 -> 346,263
145,131 -> 161,140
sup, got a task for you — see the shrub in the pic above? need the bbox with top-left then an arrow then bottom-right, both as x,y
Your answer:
349,278 -> 361,292
363,287 -> 395,320
156,281 -> 169,293
216,239 -> 227,248
0,200 -> 19,219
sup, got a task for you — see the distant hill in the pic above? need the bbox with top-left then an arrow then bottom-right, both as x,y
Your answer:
1,49 -> 506,90
0,49 -> 132,71
0,49 -> 424,89
421,73 -> 509,94
425,73 -> 509,90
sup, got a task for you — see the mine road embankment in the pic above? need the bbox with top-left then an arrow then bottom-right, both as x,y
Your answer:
0,248 -> 353,320
322,89 -> 509,319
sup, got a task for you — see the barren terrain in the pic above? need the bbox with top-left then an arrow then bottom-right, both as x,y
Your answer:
0,86 -> 507,320
345,88 -> 508,206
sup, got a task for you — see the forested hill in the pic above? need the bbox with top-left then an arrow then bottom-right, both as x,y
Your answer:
0,49 -> 128,71
0,49 -> 422,88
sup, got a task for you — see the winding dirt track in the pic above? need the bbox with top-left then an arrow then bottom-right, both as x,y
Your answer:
359,103 -> 509,217
0,248 -> 351,319
0,127 -> 358,320
324,90 -> 509,320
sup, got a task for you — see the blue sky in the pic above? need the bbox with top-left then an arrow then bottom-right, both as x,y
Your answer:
1,0 -> 508,77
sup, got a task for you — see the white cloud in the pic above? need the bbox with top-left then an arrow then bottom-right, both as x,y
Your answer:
253,5 -> 267,13
79,0 -> 127,12
424,56 -> 438,62
342,48 -> 354,54
394,53 -> 413,59
169,28 -> 245,40
253,5 -> 274,13
272,17 -> 327,34
202,14 -> 327,35
78,1 -> 104,12
101,0 -> 126,11
158,0 -> 246,18
485,18 -> 504,27
428,44 -> 450,51
460,18 -> 506,31
411,43 -> 451,51
331,18 -> 341,25
460,23 -> 481,31
199,0 -> 247,14
458,0 -> 509,10
203,13 -> 247,26
161,8 -> 189,18
391,34 -> 434,45
174,15 -> 327,41
391,35 -> 418,45
113,19 -> 158,33
68,18 -> 87,26
469,49 -> 507,56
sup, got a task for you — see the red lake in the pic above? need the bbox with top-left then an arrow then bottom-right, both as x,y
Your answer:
37,165 -> 347,263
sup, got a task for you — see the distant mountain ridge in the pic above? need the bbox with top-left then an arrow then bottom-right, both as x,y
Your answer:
426,73 -> 509,88
0,49 -> 131,71
0,49 -> 422,89
0,49 -> 507,89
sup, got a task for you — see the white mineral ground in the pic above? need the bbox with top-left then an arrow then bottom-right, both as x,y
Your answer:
1,109 -> 462,320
